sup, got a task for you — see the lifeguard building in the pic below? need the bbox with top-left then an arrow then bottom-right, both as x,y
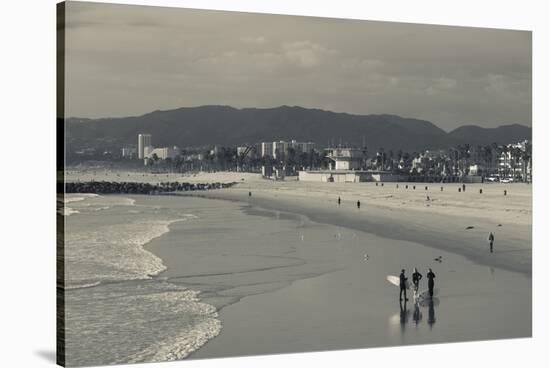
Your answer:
299,146 -> 404,182
325,147 -> 365,170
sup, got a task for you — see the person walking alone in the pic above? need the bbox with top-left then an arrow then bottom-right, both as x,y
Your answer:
488,232 -> 495,253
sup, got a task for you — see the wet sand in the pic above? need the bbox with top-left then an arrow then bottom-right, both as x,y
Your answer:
189,183 -> 531,276
140,194 -> 531,360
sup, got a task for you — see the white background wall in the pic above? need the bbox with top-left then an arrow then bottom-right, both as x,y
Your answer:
2,1 -> 548,368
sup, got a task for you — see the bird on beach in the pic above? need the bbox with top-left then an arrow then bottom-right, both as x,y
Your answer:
466,226 -> 475,229
434,256 -> 442,262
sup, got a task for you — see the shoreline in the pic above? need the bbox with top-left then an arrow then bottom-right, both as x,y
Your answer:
120,192 -> 531,360
181,187 -> 531,276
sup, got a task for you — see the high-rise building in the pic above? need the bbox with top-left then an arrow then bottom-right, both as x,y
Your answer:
138,134 -> 152,159
261,142 -> 274,158
260,140 -> 316,159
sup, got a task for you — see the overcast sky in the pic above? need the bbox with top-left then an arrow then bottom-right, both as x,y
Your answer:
64,2 -> 531,131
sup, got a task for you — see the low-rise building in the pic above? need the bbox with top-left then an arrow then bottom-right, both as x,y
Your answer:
144,146 -> 178,160
260,140 -> 316,159
121,147 -> 137,158
325,147 -> 366,170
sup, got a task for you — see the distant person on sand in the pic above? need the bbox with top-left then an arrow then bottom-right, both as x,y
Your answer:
338,196 -> 341,205
249,191 -> 252,197
504,189 -> 507,196
412,268 -> 423,295
462,183 -> 466,192
488,232 -> 495,253
427,268 -> 436,298
357,200 -> 361,209
399,269 -> 409,301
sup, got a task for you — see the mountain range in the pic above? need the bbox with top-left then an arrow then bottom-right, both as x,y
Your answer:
66,105 -> 531,153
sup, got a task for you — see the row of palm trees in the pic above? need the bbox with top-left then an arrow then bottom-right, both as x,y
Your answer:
371,142 -> 531,181
142,141 -> 532,181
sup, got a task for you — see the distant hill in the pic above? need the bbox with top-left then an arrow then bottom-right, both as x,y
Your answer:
447,124 -> 531,147
66,105 -> 531,153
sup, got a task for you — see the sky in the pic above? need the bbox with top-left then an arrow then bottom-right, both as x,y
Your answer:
63,1 -> 532,131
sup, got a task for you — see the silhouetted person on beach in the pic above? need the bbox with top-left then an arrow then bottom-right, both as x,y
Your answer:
441,186 -> 443,191
480,188 -> 483,194
427,268 -> 436,298
400,269 -> 409,301
338,196 -> 341,205
504,189 -> 507,196
462,183 -> 466,192
488,232 -> 495,253
357,200 -> 361,209
412,268 -> 423,294
249,191 -> 252,197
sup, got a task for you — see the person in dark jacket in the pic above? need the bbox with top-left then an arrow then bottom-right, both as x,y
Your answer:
488,232 -> 495,253
426,268 -> 436,298
399,269 -> 409,301
412,268 -> 423,296
357,200 -> 361,209
338,196 -> 341,205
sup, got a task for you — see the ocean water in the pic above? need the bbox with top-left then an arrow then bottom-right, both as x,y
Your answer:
62,194 -> 220,366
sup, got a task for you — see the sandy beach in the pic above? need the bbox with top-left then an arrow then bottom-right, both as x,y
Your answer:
66,170 -> 532,275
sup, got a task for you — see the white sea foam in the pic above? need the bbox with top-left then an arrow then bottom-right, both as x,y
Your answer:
64,193 -> 99,204
62,207 -> 80,216
65,218 -> 184,286
65,282 -> 222,366
65,281 -> 102,290
63,196 -> 217,366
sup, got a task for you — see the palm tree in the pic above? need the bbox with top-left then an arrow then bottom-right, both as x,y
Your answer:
522,141 -> 532,182
510,147 -> 522,179
483,145 -> 494,176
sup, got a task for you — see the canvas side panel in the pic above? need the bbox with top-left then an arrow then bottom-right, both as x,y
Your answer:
56,2 -> 66,366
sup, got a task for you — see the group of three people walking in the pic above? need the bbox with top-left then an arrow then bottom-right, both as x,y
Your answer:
400,268 -> 435,301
